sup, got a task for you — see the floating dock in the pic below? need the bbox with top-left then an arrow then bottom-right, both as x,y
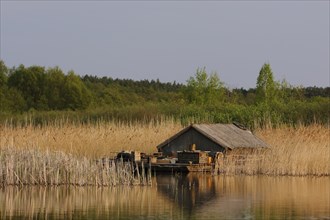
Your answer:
139,162 -> 213,173
115,149 -> 222,173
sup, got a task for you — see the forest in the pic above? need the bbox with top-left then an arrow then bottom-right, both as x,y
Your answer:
0,60 -> 329,128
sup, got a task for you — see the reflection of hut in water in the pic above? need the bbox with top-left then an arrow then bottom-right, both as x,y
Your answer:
157,123 -> 268,157
156,174 -> 217,213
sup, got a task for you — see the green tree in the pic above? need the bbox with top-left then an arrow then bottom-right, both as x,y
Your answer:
0,60 -> 8,88
275,78 -> 304,104
186,67 -> 224,105
256,63 -> 276,105
8,65 -> 48,110
0,60 -> 9,112
45,67 -> 66,109
4,88 -> 27,112
63,71 -> 91,110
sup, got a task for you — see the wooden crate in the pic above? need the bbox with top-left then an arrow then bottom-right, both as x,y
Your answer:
177,151 -> 209,164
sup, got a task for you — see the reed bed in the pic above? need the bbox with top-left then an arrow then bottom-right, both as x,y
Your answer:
0,119 -> 182,158
0,147 -> 151,187
0,120 -> 329,185
219,124 -> 330,176
258,124 -> 329,176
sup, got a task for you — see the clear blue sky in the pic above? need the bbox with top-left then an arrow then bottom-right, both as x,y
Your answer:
1,1 -> 329,88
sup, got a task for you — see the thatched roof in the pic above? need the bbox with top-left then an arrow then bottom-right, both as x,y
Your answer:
157,123 -> 268,150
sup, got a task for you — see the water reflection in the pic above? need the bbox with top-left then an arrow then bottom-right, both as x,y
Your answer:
156,174 -> 217,213
156,174 -> 330,219
1,175 -> 329,219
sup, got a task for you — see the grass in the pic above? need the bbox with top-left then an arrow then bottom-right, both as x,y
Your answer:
0,120 -> 329,187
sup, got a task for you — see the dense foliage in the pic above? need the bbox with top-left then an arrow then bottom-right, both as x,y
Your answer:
0,60 -> 329,128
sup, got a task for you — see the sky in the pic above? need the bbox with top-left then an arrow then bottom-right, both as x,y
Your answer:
0,1 -> 329,89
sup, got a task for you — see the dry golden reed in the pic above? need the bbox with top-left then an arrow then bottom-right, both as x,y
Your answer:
220,124 -> 330,176
0,119 -> 182,158
0,147 -> 151,186
0,120 -> 329,183
0,119 -> 178,186
255,124 -> 330,176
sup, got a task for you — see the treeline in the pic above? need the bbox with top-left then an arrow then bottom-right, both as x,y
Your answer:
0,60 -> 329,127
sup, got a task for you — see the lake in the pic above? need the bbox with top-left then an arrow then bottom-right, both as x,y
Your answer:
1,174 -> 329,220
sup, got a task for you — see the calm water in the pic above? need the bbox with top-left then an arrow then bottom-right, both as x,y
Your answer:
0,175 -> 329,220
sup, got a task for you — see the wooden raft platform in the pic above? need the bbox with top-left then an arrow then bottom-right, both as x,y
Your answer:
138,162 -> 213,173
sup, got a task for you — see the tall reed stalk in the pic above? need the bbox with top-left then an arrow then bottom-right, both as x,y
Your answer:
0,119 -> 182,158
0,147 -> 150,187
215,124 -> 330,176
1,120 -> 328,179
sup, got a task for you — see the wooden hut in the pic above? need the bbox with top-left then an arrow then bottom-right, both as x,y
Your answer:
157,123 -> 268,156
